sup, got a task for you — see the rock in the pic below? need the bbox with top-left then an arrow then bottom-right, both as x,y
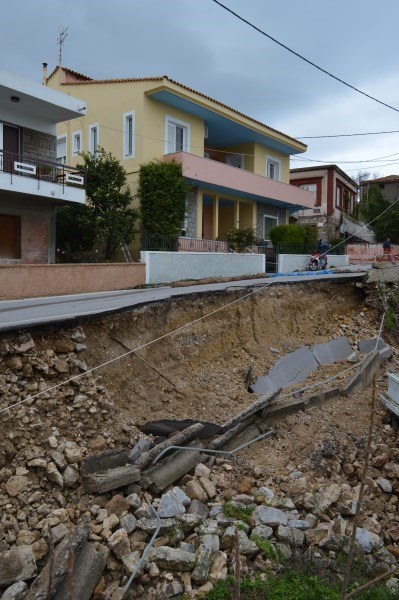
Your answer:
105,494 -> 130,517
208,550 -> 228,582
188,499 -> 209,519
195,463 -> 211,478
221,527 -> 258,556
16,531 -> 37,546
148,546 -> 196,571
108,529 -> 131,559
356,528 -> 384,554
185,480 -> 207,502
6,476 -> 29,497
45,463 -> 64,487
192,545 -> 215,584
171,486 -> 191,507
201,534 -> 220,550
1,581 -> 28,600
251,525 -> 273,540
158,491 -> 186,518
64,444 -> 83,464
63,466 -> 80,488
252,506 -> 288,527
276,525 -> 305,547
50,523 -> 69,545
27,458 -> 47,469
375,478 -> 393,493
32,539 -> 48,561
126,493 -> 141,510
200,476 -> 216,498
119,514 -> 137,534
162,580 -> 183,597
0,546 -> 37,586
257,487 -> 275,500
122,550 -> 145,576
102,514 -> 120,532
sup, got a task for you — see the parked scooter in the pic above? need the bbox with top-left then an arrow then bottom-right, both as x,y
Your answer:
308,249 -> 328,270
308,240 -> 329,271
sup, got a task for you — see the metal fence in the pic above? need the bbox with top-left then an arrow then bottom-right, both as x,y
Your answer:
0,149 -> 86,187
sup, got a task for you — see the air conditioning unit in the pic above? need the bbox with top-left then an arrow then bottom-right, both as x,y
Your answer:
204,126 -> 208,139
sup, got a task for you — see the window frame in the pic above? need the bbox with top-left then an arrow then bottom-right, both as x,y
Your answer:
164,115 -> 190,154
226,153 -> 244,169
264,214 -> 278,241
123,111 -> 135,159
56,134 -> 67,164
266,156 -> 281,181
72,130 -> 82,156
89,123 -> 99,155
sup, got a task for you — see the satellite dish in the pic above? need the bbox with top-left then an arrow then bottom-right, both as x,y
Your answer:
340,223 -> 347,234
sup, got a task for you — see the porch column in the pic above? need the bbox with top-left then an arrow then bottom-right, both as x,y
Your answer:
252,202 -> 257,231
234,201 -> 240,229
196,192 -> 203,239
213,196 -> 219,239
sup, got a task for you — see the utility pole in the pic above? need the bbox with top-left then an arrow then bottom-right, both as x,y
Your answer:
57,27 -> 69,65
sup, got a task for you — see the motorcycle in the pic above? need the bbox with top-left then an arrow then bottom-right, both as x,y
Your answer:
308,248 -> 328,271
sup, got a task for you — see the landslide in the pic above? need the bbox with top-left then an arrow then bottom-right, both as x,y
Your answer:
81,280 -> 372,428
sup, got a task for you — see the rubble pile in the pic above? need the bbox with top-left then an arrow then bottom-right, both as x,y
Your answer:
0,318 -> 399,598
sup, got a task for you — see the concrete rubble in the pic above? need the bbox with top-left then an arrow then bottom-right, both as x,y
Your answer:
1,318 -> 399,598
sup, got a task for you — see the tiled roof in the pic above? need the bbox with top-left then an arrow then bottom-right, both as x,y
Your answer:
361,174 -> 399,184
52,67 -> 305,148
47,65 -> 93,81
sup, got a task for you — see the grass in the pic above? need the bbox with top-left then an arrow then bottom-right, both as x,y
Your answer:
202,571 -> 398,600
223,502 -> 254,522
250,534 -> 286,562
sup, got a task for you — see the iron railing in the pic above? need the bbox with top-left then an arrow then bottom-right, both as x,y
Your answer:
0,149 -> 86,188
142,233 -> 266,254
277,242 -> 346,255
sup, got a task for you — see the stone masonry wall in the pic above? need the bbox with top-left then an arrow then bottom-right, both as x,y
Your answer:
22,128 -> 57,162
184,187 -> 198,238
256,203 -> 286,240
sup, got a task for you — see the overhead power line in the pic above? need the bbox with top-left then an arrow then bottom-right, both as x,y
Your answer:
296,130 -> 399,139
211,0 -> 399,114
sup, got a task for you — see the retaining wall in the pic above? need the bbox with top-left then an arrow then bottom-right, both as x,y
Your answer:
278,253 -> 349,273
0,263 -> 145,300
141,251 -> 265,285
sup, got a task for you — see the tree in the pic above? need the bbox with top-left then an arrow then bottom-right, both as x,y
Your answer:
56,148 -> 138,261
137,160 -> 190,235
360,184 -> 399,242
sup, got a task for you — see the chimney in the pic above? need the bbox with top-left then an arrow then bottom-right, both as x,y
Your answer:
42,62 -> 48,85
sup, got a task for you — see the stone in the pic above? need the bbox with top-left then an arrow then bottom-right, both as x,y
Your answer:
375,478 -> 393,493
201,534 -> 220,550
188,499 -> 209,519
50,523 -> 69,544
64,444 -> 83,464
102,514 -> 120,532
208,551 -> 228,583
162,580 -> 183,597
0,546 -> 36,586
185,480 -> 207,502
356,528 -> 384,554
119,514 -> 137,534
253,506 -> 288,527
171,486 -> 191,507
276,525 -> 305,547
63,466 -> 80,488
288,519 -> 311,530
257,486 -> 275,500
126,493 -> 141,510
16,531 -> 37,546
108,529 -> 131,559
1,581 -> 28,600
27,458 -> 47,469
158,491 -> 186,518
45,463 -> 64,487
32,539 -> 48,561
192,545 -> 215,584
195,463 -> 211,478
6,476 -> 29,497
122,551 -> 145,575
221,527 -> 259,556
149,546 -> 196,571
105,494 -> 130,517
251,525 -> 273,540
200,476 -> 216,498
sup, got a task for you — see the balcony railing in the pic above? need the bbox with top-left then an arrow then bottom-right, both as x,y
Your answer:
142,233 -> 265,254
0,149 -> 86,188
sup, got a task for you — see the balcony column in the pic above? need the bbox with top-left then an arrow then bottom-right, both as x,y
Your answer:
213,196 -> 219,239
234,200 -> 240,229
196,192 -> 203,239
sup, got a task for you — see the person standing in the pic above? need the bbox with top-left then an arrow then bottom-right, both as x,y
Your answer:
383,238 -> 391,255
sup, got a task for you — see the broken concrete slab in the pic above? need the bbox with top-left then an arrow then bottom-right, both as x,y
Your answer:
342,350 -> 381,397
0,545 -> 36,587
250,346 -> 319,394
305,387 -> 341,408
129,438 -> 152,463
56,541 -> 109,600
146,440 -> 204,493
358,337 -> 390,354
310,337 -> 354,365
141,419 -> 220,439
219,389 -> 280,432
83,464 -> 141,494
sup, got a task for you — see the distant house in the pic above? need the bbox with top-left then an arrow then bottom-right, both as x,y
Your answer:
0,69 -> 87,263
359,174 -> 399,203
46,66 -> 314,249
290,165 -> 358,241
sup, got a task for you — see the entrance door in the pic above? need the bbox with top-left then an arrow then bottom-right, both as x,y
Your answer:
2,124 -> 20,173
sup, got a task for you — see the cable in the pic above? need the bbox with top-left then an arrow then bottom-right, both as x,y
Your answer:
292,152 -> 399,164
211,0 -> 399,114
296,130 -> 399,140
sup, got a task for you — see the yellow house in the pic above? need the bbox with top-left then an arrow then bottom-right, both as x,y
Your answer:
46,66 -> 314,246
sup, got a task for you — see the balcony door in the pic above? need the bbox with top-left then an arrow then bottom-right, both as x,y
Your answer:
2,124 -> 20,173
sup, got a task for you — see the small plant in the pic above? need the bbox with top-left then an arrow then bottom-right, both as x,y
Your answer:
251,534 -> 285,562
385,307 -> 395,331
223,501 -> 254,522
226,227 -> 256,252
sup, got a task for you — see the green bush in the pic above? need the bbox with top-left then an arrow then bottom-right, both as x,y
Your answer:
269,224 -> 317,247
226,227 -> 257,252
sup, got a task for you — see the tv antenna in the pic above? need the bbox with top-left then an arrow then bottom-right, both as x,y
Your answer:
57,26 -> 69,65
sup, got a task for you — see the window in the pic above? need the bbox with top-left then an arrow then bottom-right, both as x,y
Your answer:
300,183 -> 317,194
57,135 -> 67,164
0,214 -> 21,259
89,123 -> 99,154
266,157 -> 280,180
72,130 -> 82,156
226,153 -> 244,169
336,185 -> 342,208
165,116 -> 190,154
123,111 -> 135,158
264,215 -> 278,241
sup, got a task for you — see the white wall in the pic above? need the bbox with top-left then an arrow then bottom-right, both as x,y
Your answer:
278,254 -> 349,273
142,251 -> 265,284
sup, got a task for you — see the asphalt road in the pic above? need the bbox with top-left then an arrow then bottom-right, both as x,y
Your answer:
0,270 -> 367,333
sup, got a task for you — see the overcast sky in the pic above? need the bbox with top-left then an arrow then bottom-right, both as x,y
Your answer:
2,0 -> 399,179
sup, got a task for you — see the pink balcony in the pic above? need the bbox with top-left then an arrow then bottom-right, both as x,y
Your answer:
164,152 -> 314,210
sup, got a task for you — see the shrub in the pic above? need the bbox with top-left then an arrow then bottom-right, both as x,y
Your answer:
226,227 -> 257,252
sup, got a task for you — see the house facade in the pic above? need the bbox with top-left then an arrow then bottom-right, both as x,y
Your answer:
359,175 -> 399,204
46,66 -> 314,248
290,165 -> 358,241
0,69 -> 87,263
